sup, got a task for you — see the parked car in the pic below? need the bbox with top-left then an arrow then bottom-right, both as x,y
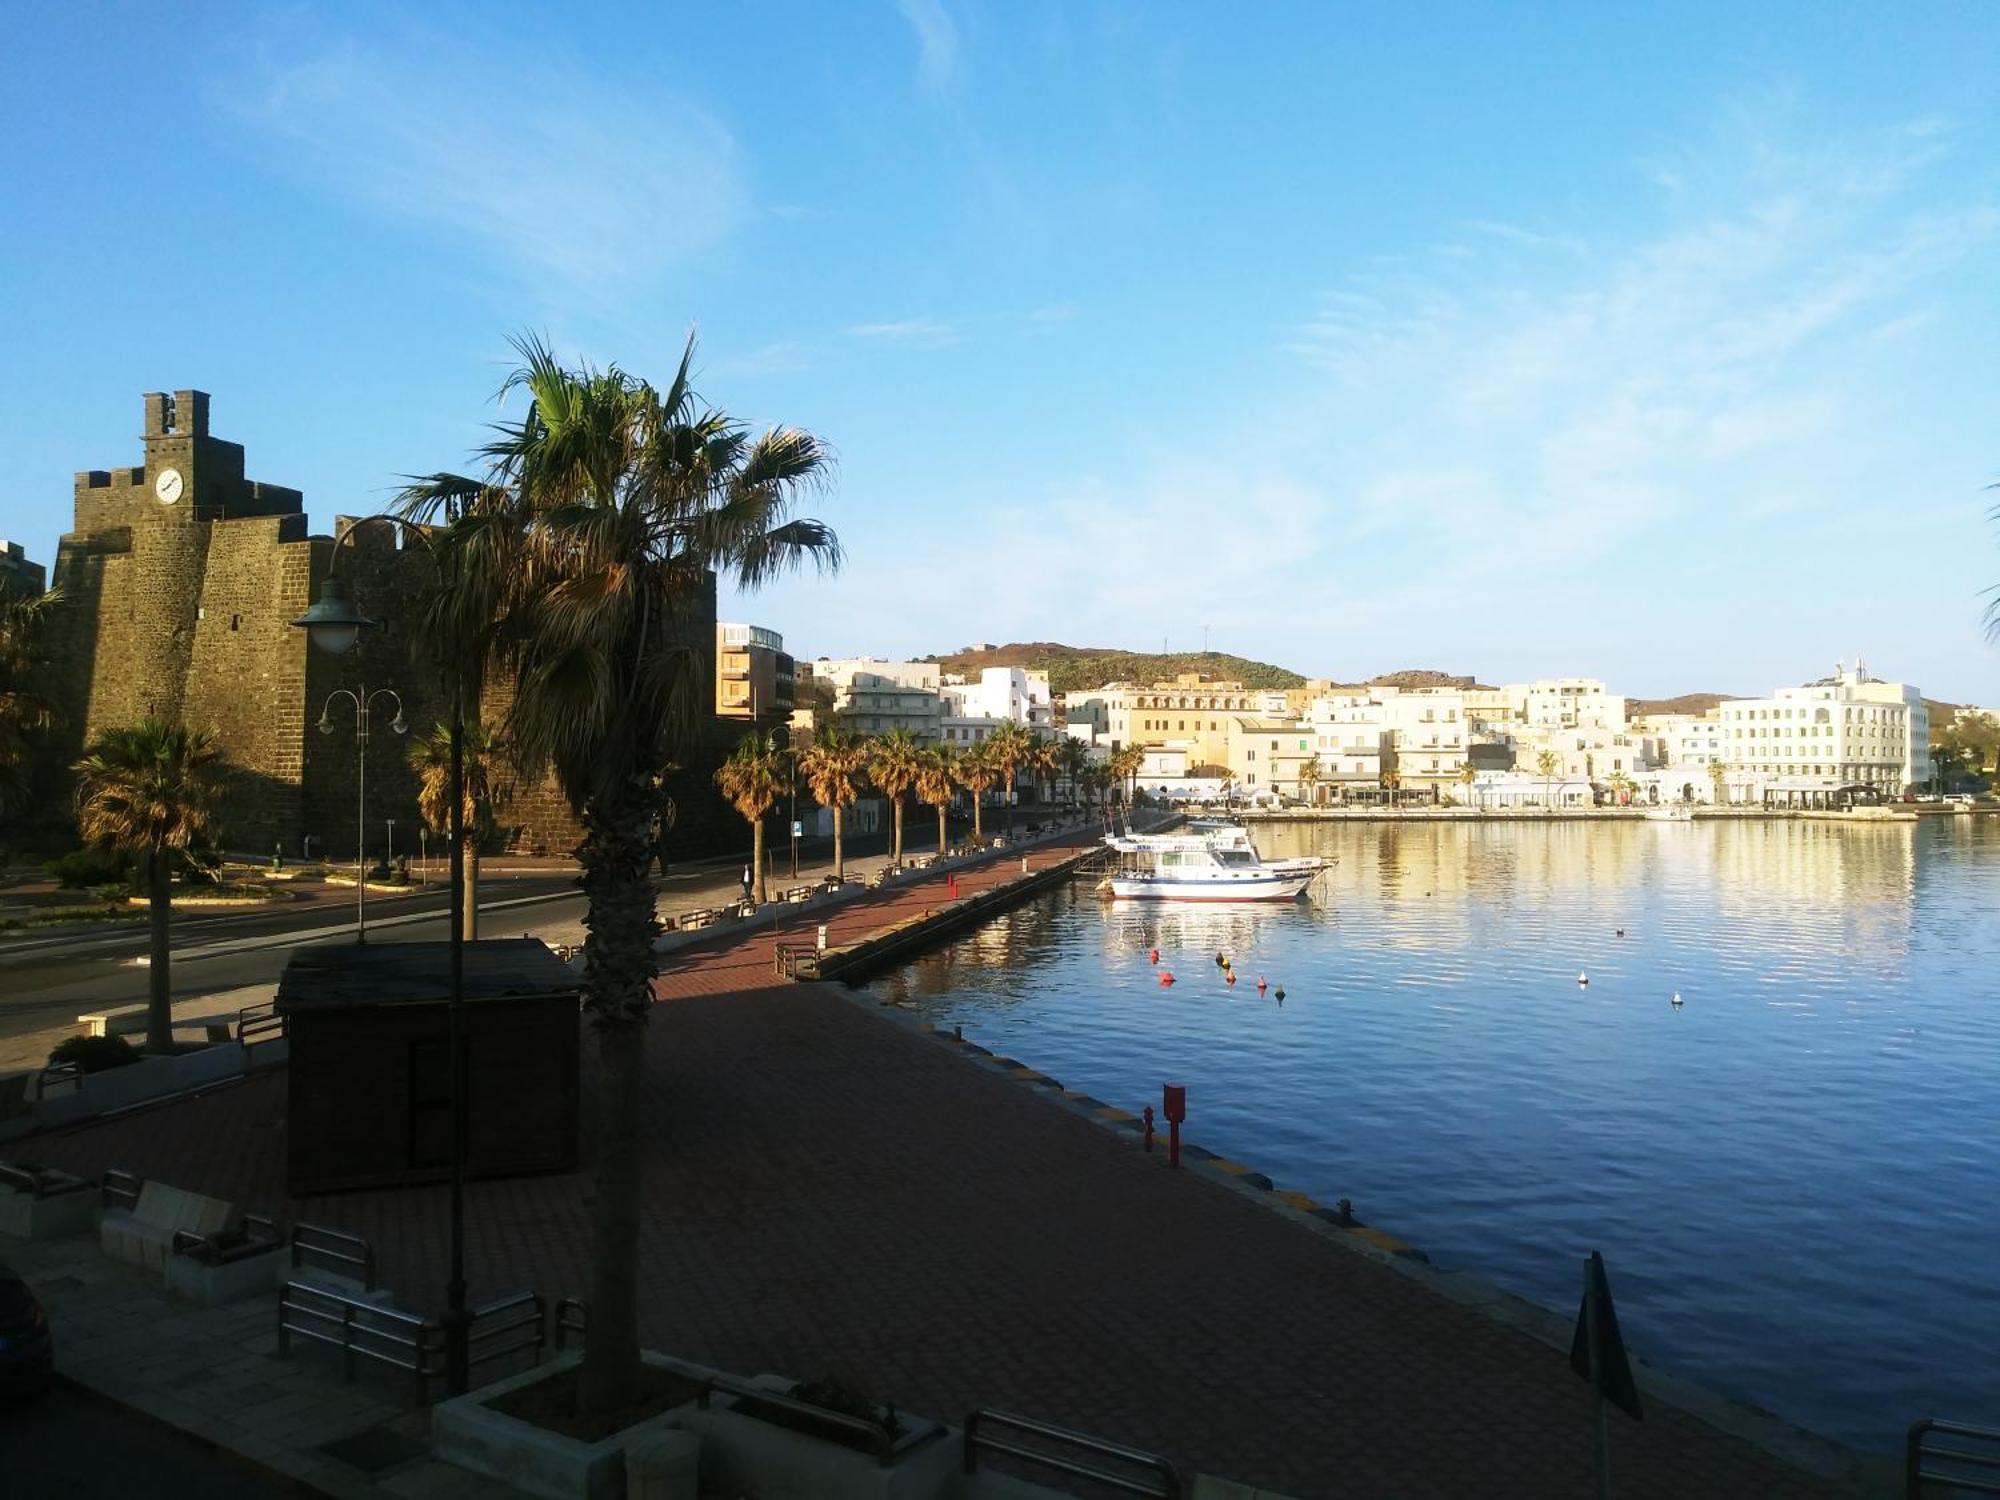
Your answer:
0,1261 -> 53,1398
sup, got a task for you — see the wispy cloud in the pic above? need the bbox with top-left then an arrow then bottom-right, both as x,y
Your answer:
896,0 -> 959,98
713,341 -> 819,378
215,21 -> 746,304
846,317 -> 959,345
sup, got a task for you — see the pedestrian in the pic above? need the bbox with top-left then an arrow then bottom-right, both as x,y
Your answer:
741,863 -> 754,903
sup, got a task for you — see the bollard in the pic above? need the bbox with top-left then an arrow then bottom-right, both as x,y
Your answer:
1142,1105 -> 1154,1153
1162,1083 -> 1186,1168
816,923 -> 828,952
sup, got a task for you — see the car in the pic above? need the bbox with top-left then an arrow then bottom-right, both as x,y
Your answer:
0,1261 -> 53,1399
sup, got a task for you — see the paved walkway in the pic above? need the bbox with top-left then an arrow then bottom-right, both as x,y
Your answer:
9,826 -> 1870,1498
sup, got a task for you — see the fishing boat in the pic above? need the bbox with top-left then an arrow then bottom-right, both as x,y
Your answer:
1103,829 -> 1325,901
1117,819 -> 1327,876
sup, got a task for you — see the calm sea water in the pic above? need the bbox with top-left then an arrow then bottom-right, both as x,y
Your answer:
867,816 -> 2000,1451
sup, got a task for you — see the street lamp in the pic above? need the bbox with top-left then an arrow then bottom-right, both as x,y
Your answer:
293,518 -> 473,1396
313,687 -> 407,940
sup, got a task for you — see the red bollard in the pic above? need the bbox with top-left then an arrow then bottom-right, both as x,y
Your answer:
1142,1105 -> 1154,1153
1162,1083 -> 1186,1168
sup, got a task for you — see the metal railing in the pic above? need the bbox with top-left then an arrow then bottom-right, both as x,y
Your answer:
278,1280 -> 440,1405
467,1291 -> 545,1375
699,1370 -> 897,1466
553,1296 -> 588,1351
101,1167 -> 143,1211
290,1222 -> 376,1289
0,1162 -> 91,1199
964,1408 -> 1181,1497
237,1001 -> 285,1045
774,943 -> 821,980
172,1213 -> 281,1265
1908,1419 -> 2000,1496
38,1061 -> 83,1098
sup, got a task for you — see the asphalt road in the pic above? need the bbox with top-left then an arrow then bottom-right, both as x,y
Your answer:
0,1380 -> 294,1497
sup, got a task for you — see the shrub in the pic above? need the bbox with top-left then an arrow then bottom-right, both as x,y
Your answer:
45,846 -> 135,890
48,1033 -> 142,1074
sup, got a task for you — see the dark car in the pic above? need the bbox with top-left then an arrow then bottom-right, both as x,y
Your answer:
0,1262 -> 53,1398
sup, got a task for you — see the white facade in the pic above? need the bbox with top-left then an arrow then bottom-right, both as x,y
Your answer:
941,666 -> 1053,728
1632,712 -> 1726,770
1461,770 -> 1595,808
1719,662 -> 1923,795
813,657 -> 941,692
1378,690 -> 1468,794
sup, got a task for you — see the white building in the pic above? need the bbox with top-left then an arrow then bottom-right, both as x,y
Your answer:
941,666 -> 1053,729
1461,770 -> 1595,809
1305,694 -> 1391,799
1378,690 -> 1468,799
815,658 -> 946,741
1632,712 -> 1727,771
1719,661 -> 1925,796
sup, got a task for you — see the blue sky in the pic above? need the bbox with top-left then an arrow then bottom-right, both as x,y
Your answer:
4,2 -> 1998,699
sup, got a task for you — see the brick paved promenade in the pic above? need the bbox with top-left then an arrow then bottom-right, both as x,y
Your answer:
14,829 -> 1866,1498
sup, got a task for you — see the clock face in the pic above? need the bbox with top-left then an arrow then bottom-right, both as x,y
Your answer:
155,468 -> 185,504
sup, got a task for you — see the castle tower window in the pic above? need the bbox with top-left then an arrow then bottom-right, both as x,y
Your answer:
230,614 -> 241,632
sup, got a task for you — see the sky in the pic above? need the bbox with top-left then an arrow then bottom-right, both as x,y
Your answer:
3,2 -> 1999,700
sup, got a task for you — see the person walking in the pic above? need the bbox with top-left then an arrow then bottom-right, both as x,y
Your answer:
741,863 -> 754,904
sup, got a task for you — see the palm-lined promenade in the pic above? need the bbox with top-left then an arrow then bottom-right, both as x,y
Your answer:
8,824 -> 1866,1498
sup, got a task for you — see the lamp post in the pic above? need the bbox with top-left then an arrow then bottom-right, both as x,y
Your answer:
293,523 -> 473,1395
315,687 -> 406,938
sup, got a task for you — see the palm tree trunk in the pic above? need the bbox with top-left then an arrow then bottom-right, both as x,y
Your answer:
891,796 -> 904,865
462,843 -> 480,941
831,802 -> 844,882
1006,773 -> 1016,835
575,784 -> 658,1417
937,803 -> 947,856
972,793 -> 983,842
751,817 -> 767,904
145,845 -> 172,1054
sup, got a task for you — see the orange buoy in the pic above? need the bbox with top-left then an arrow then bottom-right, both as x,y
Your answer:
1225,971 -> 1237,986
1159,971 -> 1176,987
1149,947 -> 1160,964
1257,975 -> 1268,991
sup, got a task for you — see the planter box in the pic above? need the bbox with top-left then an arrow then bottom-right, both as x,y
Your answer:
165,1240 -> 289,1304
677,1384 -> 951,1500
433,1351 -> 709,1500
0,1170 -> 96,1241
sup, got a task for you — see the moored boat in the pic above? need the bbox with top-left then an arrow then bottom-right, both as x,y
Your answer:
1104,828 -> 1326,901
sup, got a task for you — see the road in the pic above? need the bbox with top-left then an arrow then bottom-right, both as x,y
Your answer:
0,813 -> 1027,1045
1,1380 -> 294,1497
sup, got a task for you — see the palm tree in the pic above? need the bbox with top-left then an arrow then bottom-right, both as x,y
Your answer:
1380,766 -> 1401,806
716,732 -> 786,903
1056,737 -> 1090,808
1606,769 -> 1635,807
1708,758 -> 1729,807
0,584 -> 61,824
1298,754 -> 1322,807
983,720 -> 1035,834
1026,733 -> 1061,816
404,332 -> 837,1416
954,743 -> 999,842
915,744 -> 958,858
1536,749 -> 1559,808
73,720 -> 229,1054
408,721 -> 507,938
799,724 -> 870,882
1107,745 -> 1144,807
868,729 -> 923,864
1457,760 -> 1478,808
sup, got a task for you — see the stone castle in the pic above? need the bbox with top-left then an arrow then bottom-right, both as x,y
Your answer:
44,391 -> 740,862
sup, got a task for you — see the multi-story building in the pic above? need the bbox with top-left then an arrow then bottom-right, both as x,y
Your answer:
1718,662 -> 1924,795
714,622 -> 794,726
1305,695 -> 1391,801
814,657 -> 940,692
1631,711 -> 1727,771
0,539 -> 45,595
1378,690 -> 1468,799
1223,716 -> 1316,797
941,666 -> 1054,729
1074,674 -> 1266,769
815,659 -> 946,740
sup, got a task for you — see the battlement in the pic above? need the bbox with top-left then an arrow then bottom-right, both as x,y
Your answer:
144,389 -> 209,439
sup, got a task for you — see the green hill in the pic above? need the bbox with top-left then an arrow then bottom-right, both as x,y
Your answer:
929,642 -> 1305,696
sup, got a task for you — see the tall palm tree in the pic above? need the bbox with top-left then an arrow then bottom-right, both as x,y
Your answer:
0,584 -> 61,825
915,744 -> 959,858
1536,748 -> 1559,808
955,743 -> 999,842
1707,758 -> 1729,807
798,723 -> 869,881
73,721 -> 229,1054
867,729 -> 923,864
1056,737 -> 1090,808
1457,759 -> 1478,808
1380,766 -> 1402,805
408,721 -> 507,938
715,731 -> 786,903
1026,733 -> 1060,814
982,721 -> 1035,835
1298,754 -> 1322,807
403,332 -> 837,1416
1107,745 -> 1144,808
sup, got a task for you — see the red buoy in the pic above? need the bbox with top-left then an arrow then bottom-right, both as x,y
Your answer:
1159,971 -> 1175,987
1225,972 -> 1237,986
1149,947 -> 1160,964
1257,975 -> 1268,991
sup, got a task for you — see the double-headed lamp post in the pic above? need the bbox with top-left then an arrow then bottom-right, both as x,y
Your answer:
293,546 -> 473,1395
314,680 -> 407,941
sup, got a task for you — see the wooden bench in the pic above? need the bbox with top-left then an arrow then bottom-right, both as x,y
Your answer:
101,1180 -> 239,1276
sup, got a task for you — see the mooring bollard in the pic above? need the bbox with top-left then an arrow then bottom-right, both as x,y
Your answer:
1162,1083 -> 1186,1168
1142,1105 -> 1154,1153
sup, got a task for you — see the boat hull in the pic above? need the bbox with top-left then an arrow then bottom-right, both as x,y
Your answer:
1108,872 -> 1314,901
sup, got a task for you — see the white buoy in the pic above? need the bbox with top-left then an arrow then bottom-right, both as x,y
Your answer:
1671,991 -> 1683,1007
1578,971 -> 1589,986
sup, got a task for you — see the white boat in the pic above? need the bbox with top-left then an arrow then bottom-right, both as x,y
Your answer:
1103,829 -> 1326,901
1643,805 -> 1695,822
1117,819 -> 1327,876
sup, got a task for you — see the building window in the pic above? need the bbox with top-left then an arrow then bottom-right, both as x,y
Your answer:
229,614 -> 241,632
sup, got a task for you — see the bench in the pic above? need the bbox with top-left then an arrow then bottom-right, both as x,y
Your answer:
76,1003 -> 148,1039
0,1161 -> 97,1240
101,1179 -> 239,1276
676,908 -> 721,930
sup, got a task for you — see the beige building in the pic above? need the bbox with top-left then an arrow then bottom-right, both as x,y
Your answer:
1223,716 -> 1317,797
1379,690 -> 1469,799
1075,674 -> 1268,770
715,622 -> 794,726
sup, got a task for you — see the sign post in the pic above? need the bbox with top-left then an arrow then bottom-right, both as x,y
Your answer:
791,819 -> 803,879
1570,1250 -> 1641,1500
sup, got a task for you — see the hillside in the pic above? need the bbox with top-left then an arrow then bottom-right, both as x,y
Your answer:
929,643 -> 1304,696
1628,693 -> 1740,717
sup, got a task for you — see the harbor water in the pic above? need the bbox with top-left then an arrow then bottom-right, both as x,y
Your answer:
866,815 -> 2000,1451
